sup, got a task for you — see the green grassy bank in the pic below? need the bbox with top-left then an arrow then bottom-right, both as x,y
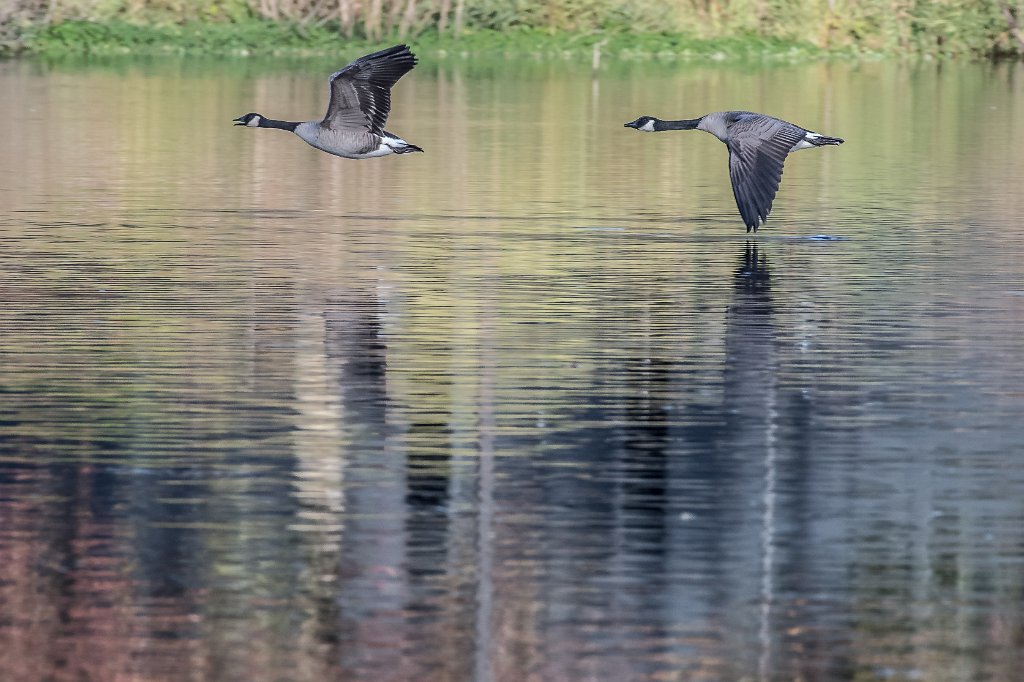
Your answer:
7,20 -> 847,62
2,0 -> 1023,60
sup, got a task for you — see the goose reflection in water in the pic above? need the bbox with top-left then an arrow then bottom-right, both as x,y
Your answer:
724,242 -> 775,420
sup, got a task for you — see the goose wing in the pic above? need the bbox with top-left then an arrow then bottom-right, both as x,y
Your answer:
323,44 -> 417,135
725,114 -> 806,231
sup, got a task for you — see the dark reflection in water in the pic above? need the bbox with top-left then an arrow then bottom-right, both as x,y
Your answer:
3,57 -> 1024,682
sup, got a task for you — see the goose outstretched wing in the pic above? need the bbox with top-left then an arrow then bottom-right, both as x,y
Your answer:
725,114 -> 806,231
323,44 -> 417,135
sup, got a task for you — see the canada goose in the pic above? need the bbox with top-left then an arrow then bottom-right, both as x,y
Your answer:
624,112 -> 843,232
234,44 -> 422,159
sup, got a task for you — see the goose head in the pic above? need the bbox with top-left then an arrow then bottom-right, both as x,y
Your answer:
233,113 -> 264,127
624,116 -> 659,132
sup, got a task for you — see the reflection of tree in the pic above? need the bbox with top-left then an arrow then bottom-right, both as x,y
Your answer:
295,285 -> 476,681
617,355 -> 672,556
312,291 -> 401,677
0,458 -> 208,681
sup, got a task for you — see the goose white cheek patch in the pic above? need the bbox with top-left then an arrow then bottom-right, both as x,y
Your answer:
640,120 -> 656,132
247,117 -> 261,127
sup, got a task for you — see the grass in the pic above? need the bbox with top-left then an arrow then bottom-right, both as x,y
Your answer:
9,19 -> 865,62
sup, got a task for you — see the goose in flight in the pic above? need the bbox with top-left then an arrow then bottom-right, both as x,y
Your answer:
624,112 -> 843,232
234,44 -> 422,159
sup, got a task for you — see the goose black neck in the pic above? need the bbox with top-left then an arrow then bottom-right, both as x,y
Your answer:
260,118 -> 299,131
656,118 -> 702,131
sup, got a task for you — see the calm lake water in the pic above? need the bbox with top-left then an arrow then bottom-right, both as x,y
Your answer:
1,54 -> 1023,682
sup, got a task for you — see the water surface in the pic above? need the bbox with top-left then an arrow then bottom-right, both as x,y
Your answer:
1,56 -> 1024,682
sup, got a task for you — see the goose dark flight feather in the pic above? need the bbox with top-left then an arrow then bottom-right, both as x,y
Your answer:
625,111 -> 843,232
324,44 -> 417,135
234,44 -> 422,160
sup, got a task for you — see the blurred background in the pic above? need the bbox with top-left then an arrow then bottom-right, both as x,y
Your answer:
2,0 -> 1024,58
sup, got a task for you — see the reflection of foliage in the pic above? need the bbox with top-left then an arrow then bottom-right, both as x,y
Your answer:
2,59 -> 1024,682
2,0 -> 1024,57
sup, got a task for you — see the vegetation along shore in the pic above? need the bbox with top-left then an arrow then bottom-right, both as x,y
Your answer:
2,0 -> 1023,59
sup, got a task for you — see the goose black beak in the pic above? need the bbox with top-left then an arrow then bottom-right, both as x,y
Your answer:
233,118 -> 245,126
624,120 -> 640,129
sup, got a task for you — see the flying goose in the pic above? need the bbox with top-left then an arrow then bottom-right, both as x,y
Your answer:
624,112 -> 843,232
234,44 -> 422,159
